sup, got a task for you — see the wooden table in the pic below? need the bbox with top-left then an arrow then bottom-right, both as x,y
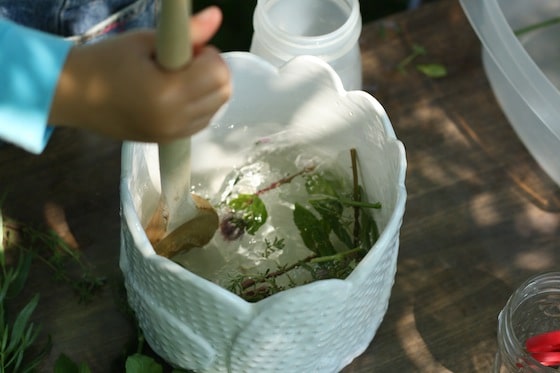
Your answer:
2,0 -> 559,371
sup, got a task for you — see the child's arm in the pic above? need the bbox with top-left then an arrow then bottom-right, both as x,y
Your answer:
49,6 -> 230,145
1,6 -> 230,153
0,19 -> 72,153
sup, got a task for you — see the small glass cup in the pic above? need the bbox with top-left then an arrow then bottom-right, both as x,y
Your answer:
250,0 -> 362,91
496,272 -> 560,372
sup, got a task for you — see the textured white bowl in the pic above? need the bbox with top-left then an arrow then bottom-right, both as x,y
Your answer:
120,52 -> 407,372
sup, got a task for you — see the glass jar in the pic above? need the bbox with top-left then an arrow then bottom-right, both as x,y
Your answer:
249,0 -> 362,91
496,272 -> 560,372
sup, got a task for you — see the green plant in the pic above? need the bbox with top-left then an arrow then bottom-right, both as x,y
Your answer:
514,16 -> 560,36
2,220 -> 106,304
223,148 -> 382,302
0,213 -> 51,373
53,329 -> 191,373
0,205 -> 109,372
397,43 -> 447,78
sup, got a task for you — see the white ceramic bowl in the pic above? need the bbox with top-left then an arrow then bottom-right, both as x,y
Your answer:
120,52 -> 407,372
460,0 -> 560,185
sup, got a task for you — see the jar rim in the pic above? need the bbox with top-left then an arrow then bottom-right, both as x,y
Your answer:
253,0 -> 362,58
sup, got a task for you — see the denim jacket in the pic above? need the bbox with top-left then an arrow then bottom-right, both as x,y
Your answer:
0,0 -> 157,153
0,0 -> 158,42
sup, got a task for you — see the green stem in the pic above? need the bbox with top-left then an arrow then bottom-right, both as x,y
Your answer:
255,165 -> 316,196
240,246 -> 366,291
137,331 -> 145,354
20,248 -> 72,284
397,43 -> 426,72
515,16 -> 560,36
350,148 -> 361,247
339,199 -> 381,209
310,247 -> 365,264
240,254 -> 317,290
397,52 -> 418,71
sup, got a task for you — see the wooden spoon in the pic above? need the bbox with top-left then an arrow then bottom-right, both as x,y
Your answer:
145,0 -> 219,258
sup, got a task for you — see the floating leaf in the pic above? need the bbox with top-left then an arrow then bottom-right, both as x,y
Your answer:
293,203 -> 336,256
228,194 -> 268,235
309,199 -> 353,249
416,64 -> 447,78
360,210 -> 380,251
304,172 -> 341,197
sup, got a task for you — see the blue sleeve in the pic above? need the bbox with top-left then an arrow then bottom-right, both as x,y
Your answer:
0,19 -> 73,154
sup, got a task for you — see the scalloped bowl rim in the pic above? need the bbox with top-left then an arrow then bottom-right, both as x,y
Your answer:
120,52 -> 407,308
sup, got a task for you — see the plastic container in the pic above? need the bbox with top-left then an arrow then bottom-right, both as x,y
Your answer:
495,272 -> 560,372
120,53 -> 406,372
460,0 -> 560,186
250,0 -> 362,91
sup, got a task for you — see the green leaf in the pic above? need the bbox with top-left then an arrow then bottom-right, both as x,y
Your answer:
54,353 -> 90,373
20,335 -> 52,373
416,64 -> 447,78
78,362 -> 92,373
412,43 -> 427,55
1,327 -> 8,351
293,203 -> 336,256
309,198 -> 343,217
360,210 -> 379,251
12,347 -> 25,372
54,353 -> 79,373
228,194 -> 268,235
0,268 -> 14,302
309,199 -> 353,249
23,322 -> 41,347
21,336 -> 51,373
6,251 -> 32,299
6,294 -> 39,353
125,353 -> 163,373
304,173 -> 340,197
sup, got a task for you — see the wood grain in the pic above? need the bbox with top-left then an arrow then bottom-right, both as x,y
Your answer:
1,1 -> 559,371
345,1 -> 560,371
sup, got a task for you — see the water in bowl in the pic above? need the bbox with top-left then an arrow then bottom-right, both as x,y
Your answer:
174,137 -> 379,301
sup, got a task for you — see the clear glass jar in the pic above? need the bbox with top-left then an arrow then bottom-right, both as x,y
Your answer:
496,272 -> 560,372
249,0 -> 362,91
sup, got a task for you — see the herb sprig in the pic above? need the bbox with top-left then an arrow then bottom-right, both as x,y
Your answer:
223,148 -> 381,302
1,209 -> 176,372
0,213 -> 51,373
2,220 -> 106,304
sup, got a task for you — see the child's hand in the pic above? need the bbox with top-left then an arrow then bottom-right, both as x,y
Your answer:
48,6 -> 231,143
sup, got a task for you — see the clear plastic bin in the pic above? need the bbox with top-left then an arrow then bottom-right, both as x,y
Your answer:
460,0 -> 560,185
